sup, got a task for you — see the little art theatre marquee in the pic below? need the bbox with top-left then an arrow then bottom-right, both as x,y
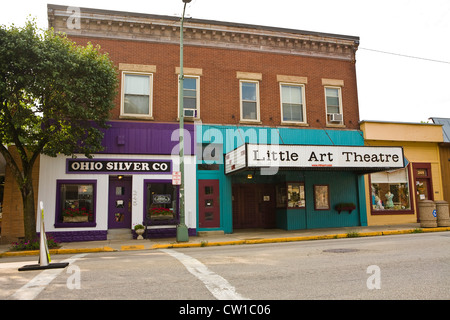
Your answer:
230,144 -> 404,171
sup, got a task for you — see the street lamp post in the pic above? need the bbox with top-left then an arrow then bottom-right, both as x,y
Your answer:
176,0 -> 191,242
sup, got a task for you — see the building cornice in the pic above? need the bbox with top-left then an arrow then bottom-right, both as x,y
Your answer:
48,4 -> 359,62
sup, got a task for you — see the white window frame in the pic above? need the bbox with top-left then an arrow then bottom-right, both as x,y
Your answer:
324,86 -> 343,125
280,82 -> 307,124
120,71 -> 153,119
178,75 -> 200,119
239,80 -> 260,122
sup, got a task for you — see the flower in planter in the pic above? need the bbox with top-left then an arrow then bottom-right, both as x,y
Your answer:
62,207 -> 92,217
335,203 -> 356,214
9,236 -> 60,251
149,207 -> 174,216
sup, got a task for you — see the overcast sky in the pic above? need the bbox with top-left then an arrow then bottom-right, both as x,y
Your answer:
2,0 -> 449,123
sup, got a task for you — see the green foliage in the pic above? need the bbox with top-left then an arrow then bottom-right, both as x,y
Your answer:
9,236 -> 61,251
346,231 -> 360,238
0,19 -> 118,158
0,19 -> 118,240
133,224 -> 144,230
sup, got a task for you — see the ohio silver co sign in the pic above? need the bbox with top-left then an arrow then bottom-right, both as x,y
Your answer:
67,159 -> 171,174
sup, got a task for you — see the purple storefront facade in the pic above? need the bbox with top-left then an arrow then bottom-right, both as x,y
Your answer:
37,121 -> 197,242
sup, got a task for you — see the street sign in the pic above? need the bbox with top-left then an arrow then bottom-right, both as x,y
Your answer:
172,171 -> 181,185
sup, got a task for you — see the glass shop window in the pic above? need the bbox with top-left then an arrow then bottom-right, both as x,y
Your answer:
277,182 -> 306,208
59,182 -> 95,223
146,183 -> 178,222
370,168 -> 411,212
287,182 -> 306,208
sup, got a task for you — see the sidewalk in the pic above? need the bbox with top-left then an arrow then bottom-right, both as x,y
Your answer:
1,223 -> 450,257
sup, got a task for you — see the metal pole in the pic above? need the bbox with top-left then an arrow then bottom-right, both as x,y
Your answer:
176,0 -> 190,242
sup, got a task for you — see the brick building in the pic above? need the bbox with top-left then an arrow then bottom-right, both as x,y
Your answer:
1,5 -> 406,242
0,148 -> 40,243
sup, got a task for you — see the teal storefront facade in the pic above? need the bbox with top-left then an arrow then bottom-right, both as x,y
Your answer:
196,124 -> 371,234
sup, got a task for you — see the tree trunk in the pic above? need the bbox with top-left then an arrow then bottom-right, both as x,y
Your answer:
21,181 -> 37,241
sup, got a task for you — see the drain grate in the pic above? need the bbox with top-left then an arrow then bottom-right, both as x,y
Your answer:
323,248 -> 359,253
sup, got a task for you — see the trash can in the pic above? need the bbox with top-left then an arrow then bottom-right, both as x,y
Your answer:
418,200 -> 437,228
435,200 -> 450,227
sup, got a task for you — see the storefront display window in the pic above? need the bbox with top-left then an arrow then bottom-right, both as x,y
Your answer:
57,180 -> 95,223
146,182 -> 178,224
370,168 -> 411,212
277,182 -> 305,208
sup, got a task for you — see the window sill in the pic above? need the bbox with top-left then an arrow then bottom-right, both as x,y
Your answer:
119,115 -> 154,121
370,210 -> 414,215
239,120 -> 262,125
177,117 -> 200,122
326,123 -> 346,128
146,219 -> 179,226
281,122 -> 310,127
54,222 -> 97,228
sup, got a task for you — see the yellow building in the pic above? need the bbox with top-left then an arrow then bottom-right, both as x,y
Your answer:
430,118 -> 450,203
360,121 -> 444,226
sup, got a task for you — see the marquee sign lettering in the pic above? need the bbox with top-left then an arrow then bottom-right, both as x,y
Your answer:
225,143 -> 404,174
67,159 -> 172,174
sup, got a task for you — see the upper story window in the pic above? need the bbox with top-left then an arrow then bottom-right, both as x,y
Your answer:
121,72 -> 153,118
280,83 -> 306,123
325,87 -> 341,113
321,78 -> 345,125
240,80 -> 260,121
179,76 -> 200,118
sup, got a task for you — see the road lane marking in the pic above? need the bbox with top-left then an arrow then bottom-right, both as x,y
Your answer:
161,249 -> 248,300
0,261 -> 37,270
9,254 -> 87,300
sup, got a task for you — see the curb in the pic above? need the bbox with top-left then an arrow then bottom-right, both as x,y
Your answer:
0,246 -> 116,257
1,227 -> 449,257
150,226 -> 450,249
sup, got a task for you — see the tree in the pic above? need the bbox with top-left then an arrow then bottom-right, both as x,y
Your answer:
0,20 -> 118,240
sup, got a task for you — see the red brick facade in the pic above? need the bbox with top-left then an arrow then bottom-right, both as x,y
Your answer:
69,36 -> 360,130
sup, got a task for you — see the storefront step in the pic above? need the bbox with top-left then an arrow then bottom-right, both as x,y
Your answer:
107,229 -> 133,240
197,230 -> 225,237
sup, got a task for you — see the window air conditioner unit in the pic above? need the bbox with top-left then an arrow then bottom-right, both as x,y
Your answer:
329,113 -> 343,122
183,109 -> 197,118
